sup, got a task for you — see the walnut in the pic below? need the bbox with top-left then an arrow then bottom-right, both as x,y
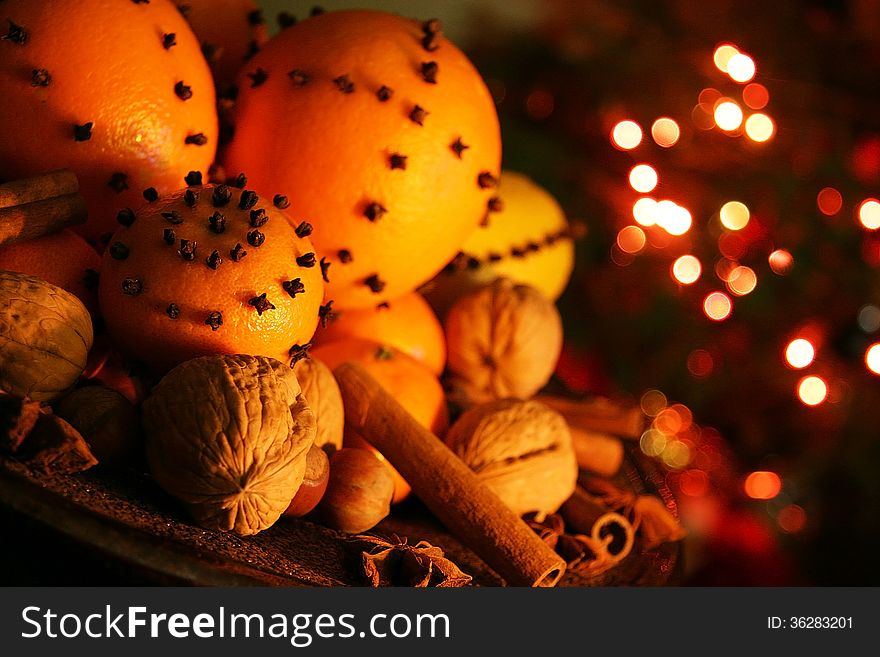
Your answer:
444,278 -> 562,403
444,398 -> 578,517
0,271 -> 93,401
292,355 -> 344,452
142,354 -> 316,536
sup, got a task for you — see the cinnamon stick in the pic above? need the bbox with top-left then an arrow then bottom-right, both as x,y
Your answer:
334,362 -> 566,587
536,394 -> 645,440
0,170 -> 87,247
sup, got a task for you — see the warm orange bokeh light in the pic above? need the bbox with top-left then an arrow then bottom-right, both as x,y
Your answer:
865,343 -> 880,374
798,375 -> 828,406
617,225 -> 647,254
651,117 -> 681,147
703,291 -> 733,321
769,249 -> 794,275
742,83 -> 769,109
629,164 -> 658,193
727,53 -> 756,82
640,389 -> 667,417
612,120 -> 643,150
744,471 -> 782,500
632,197 -> 658,226
785,338 -> 815,369
778,504 -> 807,533
679,469 -> 710,497
817,187 -> 843,216
713,44 -> 739,72
727,265 -> 757,296
745,113 -> 774,142
858,198 -> 880,230
714,100 -> 744,131
720,201 -> 750,230
672,255 -> 702,284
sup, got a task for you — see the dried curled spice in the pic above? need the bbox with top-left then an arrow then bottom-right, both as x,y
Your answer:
121,278 -> 143,296
174,81 -> 193,100
2,20 -> 28,45
162,33 -> 176,49
116,208 -> 136,227
247,68 -> 268,88
409,105 -> 428,126
109,242 -> 129,260
212,185 -> 232,207
249,208 -> 268,227
106,173 -> 127,193
282,278 -> 305,297
185,132 -> 208,146
288,343 -> 311,366
184,170 -> 203,186
229,173 -> 247,189
143,187 -> 159,202
288,69 -> 309,87
204,311 -> 223,331
294,221 -> 312,238
205,250 -> 222,270
363,203 -> 386,222
166,303 -> 180,319
296,252 -> 316,268
419,61 -> 438,84
364,274 -> 386,294
229,242 -> 247,262
333,74 -> 355,94
273,194 -> 290,209
246,229 -> 265,247
184,189 -> 199,207
248,293 -> 276,315
348,534 -> 472,588
208,211 -> 225,233
178,239 -> 197,261
239,189 -> 259,210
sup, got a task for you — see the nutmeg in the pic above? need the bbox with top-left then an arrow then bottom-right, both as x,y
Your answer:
444,398 -> 578,517
444,277 -> 562,404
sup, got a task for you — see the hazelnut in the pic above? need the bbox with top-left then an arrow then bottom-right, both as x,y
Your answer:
56,385 -> 142,466
284,444 -> 330,517
317,448 -> 394,533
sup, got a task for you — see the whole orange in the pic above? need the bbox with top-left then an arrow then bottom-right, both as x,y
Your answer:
222,9 -> 501,309
98,180 -> 325,374
0,229 -> 100,317
314,291 -> 446,375
174,0 -> 268,95
311,338 -> 449,503
0,0 -> 218,244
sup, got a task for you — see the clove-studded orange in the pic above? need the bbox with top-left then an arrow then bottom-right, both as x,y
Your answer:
222,9 -> 502,309
98,178 -> 325,374
0,0 -> 218,245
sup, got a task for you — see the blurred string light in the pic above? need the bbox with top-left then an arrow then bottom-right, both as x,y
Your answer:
714,99 -> 744,131
633,197 -> 657,226
703,291 -> 733,321
866,343 -> 880,375
713,43 -> 740,72
768,248 -> 794,275
655,200 -> 692,235
744,113 -> 774,142
617,225 -> 646,253
858,304 -> 880,333
785,338 -> 815,369
629,164 -> 658,192
651,117 -> 680,147
611,120 -> 643,149
744,471 -> 782,500
858,198 -> 880,230
817,187 -> 843,216
726,265 -> 757,296
742,83 -> 769,109
797,375 -> 828,406
778,504 -> 807,533
727,53 -> 756,83
719,200 -> 750,230
687,349 -> 714,377
672,255 -> 702,284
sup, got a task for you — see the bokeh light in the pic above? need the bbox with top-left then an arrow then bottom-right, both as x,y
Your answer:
640,389 -> 667,416
744,471 -> 782,500
726,265 -> 757,296
744,113 -> 775,142
640,428 -> 667,457
612,120 -> 643,150
525,89 -> 555,120
715,258 -> 738,282
632,197 -> 658,226
778,505 -> 807,533
672,255 -> 702,284
713,44 -> 739,72
714,100 -> 744,131
742,83 -> 769,109
797,375 -> 828,406
727,53 -> 756,82
866,343 -> 880,375
662,440 -> 692,469
858,304 -> 880,333
817,187 -> 843,216
651,117 -> 680,147
785,339 -> 815,369
679,469 -> 710,497
703,291 -> 733,321
720,201 -> 750,230
858,198 -> 880,230
629,164 -> 658,192
768,249 -> 794,275
617,225 -> 647,253
687,349 -> 714,377
656,201 -> 692,235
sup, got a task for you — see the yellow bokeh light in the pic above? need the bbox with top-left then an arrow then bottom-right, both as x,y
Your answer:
672,255 -> 702,284
611,120 -> 643,150
797,375 -> 828,406
640,428 -> 667,457
651,117 -> 680,147
720,200 -> 750,230
633,197 -> 657,226
866,343 -> 880,375
661,440 -> 692,469
713,44 -> 739,72
617,225 -> 647,254
727,53 -> 756,82
785,338 -> 815,369
858,199 -> 880,230
727,265 -> 757,296
745,113 -> 775,142
703,291 -> 732,321
769,249 -> 793,275
714,100 -> 743,131
629,164 -> 658,193
640,389 -> 667,416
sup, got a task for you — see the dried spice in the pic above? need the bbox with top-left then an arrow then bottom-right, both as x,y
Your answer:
229,242 -> 247,261
204,311 -> 223,331
248,293 -> 275,315
389,153 -> 407,170
244,40 -> 260,61
247,68 -> 268,88
163,228 -> 175,245
333,74 -> 355,94
162,210 -> 183,225
239,189 -> 259,210
121,278 -> 143,295
364,274 -> 386,293
208,211 -> 225,233
273,194 -> 290,209
185,170 -> 203,186
247,9 -> 265,26
230,173 -> 248,189
349,534 -> 472,588
318,300 -> 335,327
0,394 -> 41,454
288,69 -> 309,87
2,20 -> 28,45
278,12 -> 297,29
143,186 -> 159,202
294,221 -> 313,238
338,249 -> 353,263
31,68 -> 51,87
162,33 -> 176,49
116,208 -> 136,227
288,342 -> 311,366
249,208 -> 268,227
363,202 -> 386,222
109,242 -> 129,260
14,411 -> 98,475
247,229 -> 265,247
311,6 -> 325,16
205,249 -> 222,270
73,122 -> 93,142
212,184 -> 232,206
320,257 -> 331,282
296,252 -> 316,267
174,81 -> 193,100
376,85 -> 393,101
184,189 -> 199,207
419,61 -> 438,84
178,239 -> 197,261
409,105 -> 428,125
185,132 -> 208,146
201,42 -> 220,63
477,171 -> 498,189
450,137 -> 469,158
282,278 -> 305,297
166,303 -> 180,319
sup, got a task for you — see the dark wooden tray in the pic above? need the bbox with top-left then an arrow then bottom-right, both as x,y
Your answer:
0,445 -> 681,586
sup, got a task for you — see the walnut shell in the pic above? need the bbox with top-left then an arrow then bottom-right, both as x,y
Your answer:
292,356 -> 344,452
142,354 -> 316,536
0,270 -> 93,401
444,398 -> 578,517
444,278 -> 562,403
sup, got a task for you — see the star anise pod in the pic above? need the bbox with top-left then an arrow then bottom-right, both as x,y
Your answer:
349,533 -> 472,588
